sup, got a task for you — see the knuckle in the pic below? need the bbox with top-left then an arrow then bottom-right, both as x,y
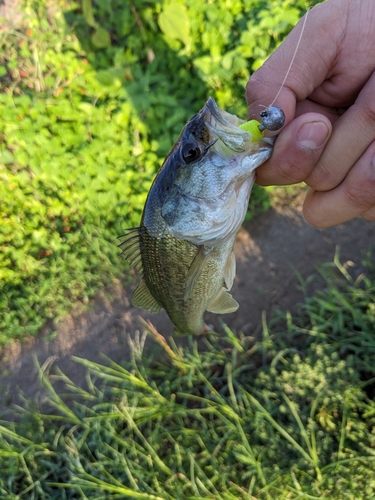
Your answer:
351,99 -> 375,142
245,73 -> 262,105
361,99 -> 375,128
344,178 -> 375,210
273,133 -> 322,185
305,159 -> 338,191
246,70 -> 276,111
303,204 -> 328,228
246,70 -> 263,95
277,159 -> 307,184
362,211 -> 375,221
302,190 -> 331,229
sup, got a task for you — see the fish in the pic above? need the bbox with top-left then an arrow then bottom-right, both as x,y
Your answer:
119,97 -> 276,336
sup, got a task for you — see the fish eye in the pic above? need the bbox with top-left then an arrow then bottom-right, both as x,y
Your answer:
181,140 -> 202,163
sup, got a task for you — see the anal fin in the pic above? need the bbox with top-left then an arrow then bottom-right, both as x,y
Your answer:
132,280 -> 163,313
206,288 -> 239,314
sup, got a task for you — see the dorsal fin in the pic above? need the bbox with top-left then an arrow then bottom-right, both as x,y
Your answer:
206,288 -> 239,314
132,280 -> 163,312
118,228 -> 143,273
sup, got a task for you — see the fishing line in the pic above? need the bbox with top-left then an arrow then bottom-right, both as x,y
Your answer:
269,8 -> 310,108
257,7 -> 310,132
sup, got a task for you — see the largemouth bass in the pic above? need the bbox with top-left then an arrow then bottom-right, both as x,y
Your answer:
120,98 -> 278,336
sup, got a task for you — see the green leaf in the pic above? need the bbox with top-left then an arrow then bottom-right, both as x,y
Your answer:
82,0 -> 97,28
95,68 -> 122,87
0,150 -> 15,165
78,102 -> 94,115
91,28 -> 111,49
158,3 -> 190,45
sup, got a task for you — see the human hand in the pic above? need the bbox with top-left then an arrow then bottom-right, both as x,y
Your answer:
246,0 -> 375,227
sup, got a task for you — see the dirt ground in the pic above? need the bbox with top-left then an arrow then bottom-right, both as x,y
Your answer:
0,0 -> 22,27
1,191 -> 374,417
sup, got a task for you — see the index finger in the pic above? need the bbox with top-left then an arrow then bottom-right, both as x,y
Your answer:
246,2 -> 345,124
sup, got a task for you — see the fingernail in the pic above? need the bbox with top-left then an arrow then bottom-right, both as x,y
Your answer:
297,121 -> 329,149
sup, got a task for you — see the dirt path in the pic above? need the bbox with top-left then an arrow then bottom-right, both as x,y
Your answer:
1,193 -> 374,416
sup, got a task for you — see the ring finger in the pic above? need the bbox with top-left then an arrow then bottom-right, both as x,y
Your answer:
303,140 -> 375,227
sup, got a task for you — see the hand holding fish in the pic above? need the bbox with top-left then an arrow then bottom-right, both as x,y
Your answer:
246,0 -> 375,227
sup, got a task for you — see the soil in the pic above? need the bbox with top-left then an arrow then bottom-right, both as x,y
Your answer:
1,191 -> 374,417
0,0 -> 23,28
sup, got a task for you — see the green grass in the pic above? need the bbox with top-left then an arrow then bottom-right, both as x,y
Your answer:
1,253 -> 375,499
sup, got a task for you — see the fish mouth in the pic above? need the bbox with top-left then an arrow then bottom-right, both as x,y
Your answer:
204,97 -> 274,151
205,97 -> 243,129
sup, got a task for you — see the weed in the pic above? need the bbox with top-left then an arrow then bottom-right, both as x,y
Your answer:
0,254 -> 374,499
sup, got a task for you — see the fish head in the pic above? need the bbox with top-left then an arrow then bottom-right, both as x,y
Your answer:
144,97 -> 274,246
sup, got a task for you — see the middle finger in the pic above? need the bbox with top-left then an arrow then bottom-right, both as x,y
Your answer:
303,139 -> 375,227
305,71 -> 375,192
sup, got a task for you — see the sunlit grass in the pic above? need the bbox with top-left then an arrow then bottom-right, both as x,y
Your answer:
1,253 -> 375,499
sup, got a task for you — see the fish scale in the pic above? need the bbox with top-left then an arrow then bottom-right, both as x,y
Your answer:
132,227 -> 235,335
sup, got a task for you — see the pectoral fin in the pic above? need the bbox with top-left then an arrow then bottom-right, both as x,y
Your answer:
184,246 -> 209,302
206,288 -> 239,314
132,280 -> 163,312
224,251 -> 236,290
